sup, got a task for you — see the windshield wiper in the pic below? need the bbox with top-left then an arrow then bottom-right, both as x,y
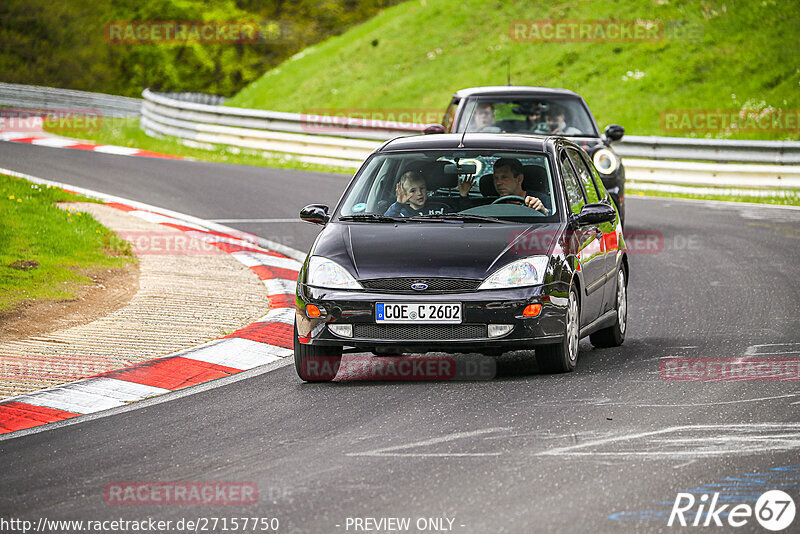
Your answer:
408,213 -> 510,224
339,214 -> 407,223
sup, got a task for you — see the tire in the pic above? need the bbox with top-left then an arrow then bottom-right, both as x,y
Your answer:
535,287 -> 580,373
294,324 -> 342,382
590,267 -> 627,348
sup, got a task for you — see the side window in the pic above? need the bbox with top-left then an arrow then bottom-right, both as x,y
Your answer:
559,152 -> 585,215
442,98 -> 459,132
567,148 -> 600,204
587,156 -> 610,201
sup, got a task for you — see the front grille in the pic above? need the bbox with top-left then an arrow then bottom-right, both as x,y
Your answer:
360,278 -> 480,292
353,324 -> 487,341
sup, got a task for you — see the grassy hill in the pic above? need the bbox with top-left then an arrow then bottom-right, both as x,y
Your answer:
226,0 -> 800,140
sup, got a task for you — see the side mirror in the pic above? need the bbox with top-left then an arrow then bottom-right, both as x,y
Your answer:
300,204 -> 329,225
574,203 -> 616,226
604,124 -> 625,142
423,123 -> 445,135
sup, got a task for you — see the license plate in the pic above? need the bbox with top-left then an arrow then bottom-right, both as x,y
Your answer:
376,303 -> 462,324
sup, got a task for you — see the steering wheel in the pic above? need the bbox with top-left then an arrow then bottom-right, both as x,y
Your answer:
492,195 -> 527,205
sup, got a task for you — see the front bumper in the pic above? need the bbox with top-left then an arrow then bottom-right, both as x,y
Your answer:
296,282 -> 570,353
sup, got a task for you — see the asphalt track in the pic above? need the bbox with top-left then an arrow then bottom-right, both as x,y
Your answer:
1,141 -> 800,533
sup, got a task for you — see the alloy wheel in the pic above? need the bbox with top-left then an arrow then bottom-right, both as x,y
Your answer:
567,291 -> 579,363
617,269 -> 627,336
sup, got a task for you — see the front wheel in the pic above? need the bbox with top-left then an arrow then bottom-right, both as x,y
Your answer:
590,267 -> 627,348
294,324 -> 342,382
535,287 -> 580,373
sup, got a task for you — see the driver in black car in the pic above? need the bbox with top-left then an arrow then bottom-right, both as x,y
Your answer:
492,157 -> 550,215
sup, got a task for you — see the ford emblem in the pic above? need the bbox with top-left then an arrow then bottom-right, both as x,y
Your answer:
411,282 -> 428,291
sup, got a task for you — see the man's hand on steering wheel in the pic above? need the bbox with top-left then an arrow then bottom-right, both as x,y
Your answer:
524,195 -> 549,215
492,194 -> 549,215
491,195 -> 526,205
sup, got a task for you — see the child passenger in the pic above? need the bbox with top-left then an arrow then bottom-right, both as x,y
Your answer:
384,170 -> 473,217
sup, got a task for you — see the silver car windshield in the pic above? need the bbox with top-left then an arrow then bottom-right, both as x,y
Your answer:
337,150 -> 558,223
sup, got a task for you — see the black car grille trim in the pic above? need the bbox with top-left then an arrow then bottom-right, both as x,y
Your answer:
360,278 -> 481,292
353,324 -> 488,341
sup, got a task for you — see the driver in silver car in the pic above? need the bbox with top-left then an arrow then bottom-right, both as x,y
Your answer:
492,157 -> 550,215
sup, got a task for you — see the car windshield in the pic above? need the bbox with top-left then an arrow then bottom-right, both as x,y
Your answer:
336,150 -> 558,223
457,97 -> 597,137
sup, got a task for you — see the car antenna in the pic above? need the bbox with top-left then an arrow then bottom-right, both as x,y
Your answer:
459,103 -> 477,148
506,57 -> 512,86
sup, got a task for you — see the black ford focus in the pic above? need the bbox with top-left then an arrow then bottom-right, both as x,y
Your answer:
295,133 -> 628,382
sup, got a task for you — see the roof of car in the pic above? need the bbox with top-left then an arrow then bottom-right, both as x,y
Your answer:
453,86 -> 582,98
378,133 -> 561,153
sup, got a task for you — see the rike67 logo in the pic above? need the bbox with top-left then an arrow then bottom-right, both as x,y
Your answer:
668,490 -> 796,530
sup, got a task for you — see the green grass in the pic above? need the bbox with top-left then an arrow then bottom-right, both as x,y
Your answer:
227,0 -> 800,141
628,188 -> 800,206
43,118 -> 353,174
0,174 -> 135,313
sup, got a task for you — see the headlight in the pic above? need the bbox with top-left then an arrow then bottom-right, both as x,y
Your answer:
307,256 -> 362,289
478,256 -> 549,290
593,148 -> 619,175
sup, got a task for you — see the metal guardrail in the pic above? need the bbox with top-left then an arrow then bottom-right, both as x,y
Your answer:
155,92 -> 227,106
142,89 -> 424,142
141,90 -> 800,178
1,83 -> 796,171
140,92 -> 377,168
622,159 -> 800,189
616,136 -> 800,165
141,89 -> 431,167
0,82 -> 142,118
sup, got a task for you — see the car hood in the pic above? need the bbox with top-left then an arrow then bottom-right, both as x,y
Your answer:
311,222 -> 565,281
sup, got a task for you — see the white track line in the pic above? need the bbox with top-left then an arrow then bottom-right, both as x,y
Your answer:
14,377 -> 169,414
30,137 -> 80,148
348,427 -> 512,457
256,308 -> 295,325
92,145 -> 141,155
264,279 -> 297,295
537,423 -> 800,458
230,251 -> 302,270
632,194 -> 800,211
181,338 -> 287,369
